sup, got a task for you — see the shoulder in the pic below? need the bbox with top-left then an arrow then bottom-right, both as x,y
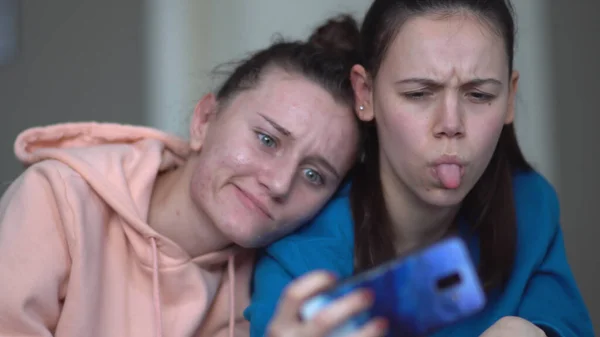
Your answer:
2,160 -> 104,233
511,170 -> 562,259
272,182 -> 353,245
4,160 -> 86,200
512,170 -> 559,214
296,182 -> 354,241
262,182 -> 354,277
512,170 -> 560,233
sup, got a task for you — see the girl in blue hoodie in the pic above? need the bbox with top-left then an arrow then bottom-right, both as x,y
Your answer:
245,1 -> 594,336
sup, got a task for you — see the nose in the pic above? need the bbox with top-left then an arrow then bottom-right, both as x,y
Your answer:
433,94 -> 465,138
258,157 -> 296,201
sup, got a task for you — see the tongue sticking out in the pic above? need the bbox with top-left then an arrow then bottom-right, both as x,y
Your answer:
435,164 -> 462,189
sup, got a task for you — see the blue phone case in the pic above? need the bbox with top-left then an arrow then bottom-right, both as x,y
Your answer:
300,236 -> 486,337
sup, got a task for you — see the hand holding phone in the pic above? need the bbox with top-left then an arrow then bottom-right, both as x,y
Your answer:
267,271 -> 388,337
300,237 -> 486,337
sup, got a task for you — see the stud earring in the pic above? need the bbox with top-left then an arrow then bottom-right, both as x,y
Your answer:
359,105 -> 365,111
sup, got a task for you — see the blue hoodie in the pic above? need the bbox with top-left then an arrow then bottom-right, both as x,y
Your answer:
244,171 -> 594,337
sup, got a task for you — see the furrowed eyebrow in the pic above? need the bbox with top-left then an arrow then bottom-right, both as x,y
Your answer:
259,114 -> 292,137
395,77 -> 502,87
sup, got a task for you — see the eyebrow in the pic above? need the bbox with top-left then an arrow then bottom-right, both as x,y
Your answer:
309,155 -> 340,180
395,77 -> 502,87
260,114 -> 292,137
259,113 -> 340,180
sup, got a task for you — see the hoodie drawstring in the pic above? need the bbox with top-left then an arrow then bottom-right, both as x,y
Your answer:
228,254 -> 235,337
151,237 -> 163,337
150,237 -> 236,337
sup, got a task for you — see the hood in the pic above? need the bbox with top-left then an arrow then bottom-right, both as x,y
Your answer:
14,122 -> 240,265
14,122 -> 245,337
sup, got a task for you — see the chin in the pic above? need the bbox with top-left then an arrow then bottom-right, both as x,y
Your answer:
229,222 -> 298,249
215,217 -> 271,249
421,188 -> 468,208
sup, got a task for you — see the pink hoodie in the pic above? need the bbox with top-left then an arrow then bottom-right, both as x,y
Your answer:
0,122 -> 254,337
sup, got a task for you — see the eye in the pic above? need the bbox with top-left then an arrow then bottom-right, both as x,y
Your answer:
257,132 -> 277,148
467,91 -> 495,103
302,168 -> 324,186
403,91 -> 432,100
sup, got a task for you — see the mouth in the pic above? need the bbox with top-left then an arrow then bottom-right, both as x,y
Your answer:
232,185 -> 273,220
430,155 -> 466,189
431,155 -> 467,167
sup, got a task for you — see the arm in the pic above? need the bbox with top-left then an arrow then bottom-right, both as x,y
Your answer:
503,176 -> 594,337
480,221 -> 593,337
0,165 -> 71,336
517,219 -> 594,337
519,183 -> 594,337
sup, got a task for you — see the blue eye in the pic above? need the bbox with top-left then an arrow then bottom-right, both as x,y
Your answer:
302,168 -> 324,185
257,132 -> 276,148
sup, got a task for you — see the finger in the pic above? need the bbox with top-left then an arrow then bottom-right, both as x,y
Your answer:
347,318 -> 389,337
276,271 -> 337,321
308,288 -> 375,336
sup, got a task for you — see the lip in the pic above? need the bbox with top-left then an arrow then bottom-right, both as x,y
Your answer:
432,155 -> 466,167
233,185 -> 273,220
431,155 -> 467,176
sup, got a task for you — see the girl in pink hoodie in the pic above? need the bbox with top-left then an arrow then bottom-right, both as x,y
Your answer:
0,18 -> 361,337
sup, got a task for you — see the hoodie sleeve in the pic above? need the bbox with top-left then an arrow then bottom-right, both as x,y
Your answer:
0,163 -> 71,336
197,251 -> 255,337
515,175 -> 595,337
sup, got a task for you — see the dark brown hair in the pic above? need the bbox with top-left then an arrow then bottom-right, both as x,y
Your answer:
214,15 -> 360,111
350,0 -> 533,291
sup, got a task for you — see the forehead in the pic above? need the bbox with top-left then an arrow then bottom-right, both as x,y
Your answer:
229,69 -> 357,160
382,13 -> 507,79
254,69 -> 348,127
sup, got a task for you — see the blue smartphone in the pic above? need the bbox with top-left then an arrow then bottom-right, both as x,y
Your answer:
300,236 -> 486,337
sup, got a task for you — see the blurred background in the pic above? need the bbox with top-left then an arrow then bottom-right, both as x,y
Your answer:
0,0 -> 598,331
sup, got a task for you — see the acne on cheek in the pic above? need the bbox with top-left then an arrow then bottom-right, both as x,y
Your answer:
232,152 -> 251,166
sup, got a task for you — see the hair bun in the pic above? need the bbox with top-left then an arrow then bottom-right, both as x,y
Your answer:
308,14 -> 360,59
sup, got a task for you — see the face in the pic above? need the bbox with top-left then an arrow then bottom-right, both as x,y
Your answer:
352,13 -> 518,208
187,68 -> 358,247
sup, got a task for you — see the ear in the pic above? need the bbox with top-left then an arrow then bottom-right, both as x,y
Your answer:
350,64 -> 375,122
189,93 -> 218,151
505,70 -> 519,124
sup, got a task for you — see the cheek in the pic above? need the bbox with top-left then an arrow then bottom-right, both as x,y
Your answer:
203,139 -> 259,178
189,142 -> 262,208
468,112 -> 506,162
468,114 -> 504,153
376,100 -> 429,160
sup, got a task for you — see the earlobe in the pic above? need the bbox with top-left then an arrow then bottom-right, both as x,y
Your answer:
189,93 -> 217,151
350,64 -> 375,122
506,70 -> 519,124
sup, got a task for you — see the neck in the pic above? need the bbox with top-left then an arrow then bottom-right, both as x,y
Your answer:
148,157 -> 230,257
380,160 -> 460,255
